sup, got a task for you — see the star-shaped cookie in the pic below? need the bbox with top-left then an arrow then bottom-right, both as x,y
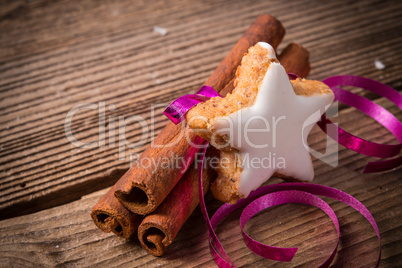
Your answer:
186,42 -> 334,203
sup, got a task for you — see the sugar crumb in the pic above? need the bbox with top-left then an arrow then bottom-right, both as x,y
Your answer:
153,26 -> 168,36
374,58 -> 385,70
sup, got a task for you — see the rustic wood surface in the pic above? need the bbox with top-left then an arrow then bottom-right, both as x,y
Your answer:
0,0 -> 401,267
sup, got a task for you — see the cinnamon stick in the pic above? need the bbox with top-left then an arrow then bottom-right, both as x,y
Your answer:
138,149 -> 216,256
114,14 -> 285,215
136,43 -> 312,256
91,185 -> 143,239
278,42 -> 310,78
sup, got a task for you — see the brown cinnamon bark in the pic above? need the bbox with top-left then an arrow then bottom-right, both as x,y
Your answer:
114,14 -> 285,215
278,42 -> 310,78
136,42 -> 311,256
91,185 -> 143,239
138,149 -> 216,256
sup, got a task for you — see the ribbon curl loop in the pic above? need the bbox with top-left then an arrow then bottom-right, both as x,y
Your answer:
320,75 -> 402,173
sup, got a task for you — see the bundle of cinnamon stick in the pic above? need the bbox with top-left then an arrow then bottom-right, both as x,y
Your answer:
91,14 -> 311,256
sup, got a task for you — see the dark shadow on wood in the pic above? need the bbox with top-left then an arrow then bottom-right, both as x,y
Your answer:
0,168 -> 127,220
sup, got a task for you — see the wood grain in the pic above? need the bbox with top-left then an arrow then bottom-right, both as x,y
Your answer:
0,0 -> 401,267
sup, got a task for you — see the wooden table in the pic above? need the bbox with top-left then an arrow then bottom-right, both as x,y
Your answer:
0,0 -> 401,267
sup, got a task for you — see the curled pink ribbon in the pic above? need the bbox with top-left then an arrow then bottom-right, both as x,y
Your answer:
319,75 -> 402,173
162,75 -> 394,267
197,144 -> 380,268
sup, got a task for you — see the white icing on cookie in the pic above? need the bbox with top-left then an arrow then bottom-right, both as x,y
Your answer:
212,43 -> 334,197
257,41 -> 277,59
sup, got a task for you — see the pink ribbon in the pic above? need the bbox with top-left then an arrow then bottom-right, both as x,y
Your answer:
197,144 -> 380,268
163,85 -> 220,124
162,75 -> 397,267
319,75 -> 402,173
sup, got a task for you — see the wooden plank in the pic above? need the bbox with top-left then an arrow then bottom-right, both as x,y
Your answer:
0,0 -> 401,266
0,0 -> 401,219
